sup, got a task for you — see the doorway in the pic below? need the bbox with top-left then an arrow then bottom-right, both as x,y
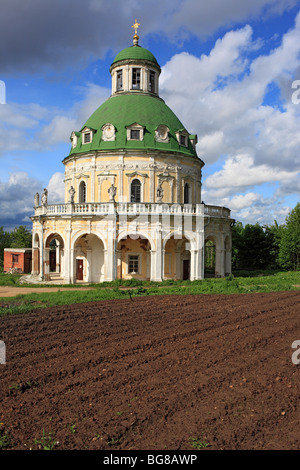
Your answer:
76,259 -> 84,281
183,259 -> 190,280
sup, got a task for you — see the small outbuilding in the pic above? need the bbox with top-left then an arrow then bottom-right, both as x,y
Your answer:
3,248 -> 32,274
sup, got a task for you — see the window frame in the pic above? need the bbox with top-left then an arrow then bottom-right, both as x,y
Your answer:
116,69 -> 123,91
83,131 -> 92,144
79,181 -> 86,203
149,70 -> 156,93
130,178 -> 141,203
128,254 -> 140,275
132,67 -> 141,90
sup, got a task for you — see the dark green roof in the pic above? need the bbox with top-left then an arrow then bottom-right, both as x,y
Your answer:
112,45 -> 159,67
68,94 -> 197,158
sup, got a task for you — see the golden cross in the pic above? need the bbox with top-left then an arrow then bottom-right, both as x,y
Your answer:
132,19 -> 140,35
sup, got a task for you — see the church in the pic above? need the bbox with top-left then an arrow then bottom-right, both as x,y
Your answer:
30,22 -> 233,284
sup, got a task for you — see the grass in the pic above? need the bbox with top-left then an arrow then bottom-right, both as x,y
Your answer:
189,435 -> 210,449
0,270 -> 299,317
33,428 -> 57,450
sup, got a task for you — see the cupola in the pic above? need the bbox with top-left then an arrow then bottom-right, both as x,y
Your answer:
110,20 -> 161,97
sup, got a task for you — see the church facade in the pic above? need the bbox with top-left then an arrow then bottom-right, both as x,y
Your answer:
31,26 -> 233,284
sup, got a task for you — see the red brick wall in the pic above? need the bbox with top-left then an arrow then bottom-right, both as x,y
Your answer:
3,251 -> 32,273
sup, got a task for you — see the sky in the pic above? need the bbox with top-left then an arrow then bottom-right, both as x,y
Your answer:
0,0 -> 299,230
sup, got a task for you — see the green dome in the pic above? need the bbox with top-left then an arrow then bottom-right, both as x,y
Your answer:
112,45 -> 159,67
68,94 -> 197,158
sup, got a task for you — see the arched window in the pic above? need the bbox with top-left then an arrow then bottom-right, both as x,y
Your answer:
79,181 -> 86,203
131,179 -> 141,203
184,183 -> 190,204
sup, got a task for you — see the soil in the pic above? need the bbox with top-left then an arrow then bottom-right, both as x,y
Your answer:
0,290 -> 300,451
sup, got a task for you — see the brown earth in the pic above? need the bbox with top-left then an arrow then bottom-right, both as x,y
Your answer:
0,290 -> 300,451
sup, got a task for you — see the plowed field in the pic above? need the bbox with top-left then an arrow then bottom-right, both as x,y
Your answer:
0,291 -> 300,450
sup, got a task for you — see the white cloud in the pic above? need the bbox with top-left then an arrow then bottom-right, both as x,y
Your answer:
0,172 -> 42,220
204,154 -> 299,196
47,172 -> 65,204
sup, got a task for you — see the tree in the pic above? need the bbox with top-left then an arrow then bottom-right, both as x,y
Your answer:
0,225 -> 32,268
0,227 -> 12,267
232,221 -> 280,270
278,203 -> 300,270
10,226 -> 32,249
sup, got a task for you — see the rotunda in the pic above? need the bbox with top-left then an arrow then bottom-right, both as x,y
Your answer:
31,24 -> 233,283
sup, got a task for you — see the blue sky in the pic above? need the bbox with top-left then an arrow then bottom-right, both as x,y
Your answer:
0,0 -> 299,230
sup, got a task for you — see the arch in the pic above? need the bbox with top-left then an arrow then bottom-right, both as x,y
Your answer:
73,233 -> 105,283
130,178 -> 141,203
116,234 -> 152,281
117,230 -> 155,252
71,230 -> 107,252
44,233 -> 65,281
163,230 -> 196,251
45,232 -> 66,249
163,234 -> 193,281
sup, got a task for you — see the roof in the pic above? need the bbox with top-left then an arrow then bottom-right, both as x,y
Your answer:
67,93 -> 198,158
111,45 -> 159,67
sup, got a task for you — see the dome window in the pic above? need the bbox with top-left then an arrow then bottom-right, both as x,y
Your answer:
149,70 -> 156,93
132,68 -> 141,90
126,123 -> 144,141
82,127 -> 95,145
116,70 -> 123,91
176,129 -> 189,147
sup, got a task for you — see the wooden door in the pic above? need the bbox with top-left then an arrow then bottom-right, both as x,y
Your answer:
49,250 -> 56,272
76,259 -> 84,281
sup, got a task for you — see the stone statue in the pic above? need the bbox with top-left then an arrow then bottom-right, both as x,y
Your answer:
41,188 -> 48,205
156,183 -> 163,203
108,183 -> 117,202
69,185 -> 76,203
34,192 -> 39,207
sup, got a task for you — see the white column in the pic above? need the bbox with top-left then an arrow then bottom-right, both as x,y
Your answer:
151,228 -> 163,281
86,249 -> 92,283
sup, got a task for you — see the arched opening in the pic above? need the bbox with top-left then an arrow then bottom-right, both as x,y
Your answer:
45,234 -> 65,281
117,235 -> 151,281
79,181 -> 86,203
205,238 -> 216,277
130,179 -> 141,203
164,236 -> 191,280
73,233 -> 104,283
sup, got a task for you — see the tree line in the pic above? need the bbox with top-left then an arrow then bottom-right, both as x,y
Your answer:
0,202 -> 299,271
232,202 -> 300,271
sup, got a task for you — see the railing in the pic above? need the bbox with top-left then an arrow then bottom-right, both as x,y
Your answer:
33,202 -> 231,218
